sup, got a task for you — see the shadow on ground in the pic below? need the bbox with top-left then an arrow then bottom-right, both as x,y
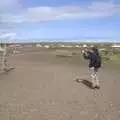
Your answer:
0,67 -> 15,80
76,78 -> 93,89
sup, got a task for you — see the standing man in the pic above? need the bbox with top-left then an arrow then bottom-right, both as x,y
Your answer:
82,46 -> 101,89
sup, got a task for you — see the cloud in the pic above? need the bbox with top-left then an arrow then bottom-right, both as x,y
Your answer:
23,2 -> 120,22
0,14 -> 28,24
0,1 -> 120,24
0,32 -> 16,39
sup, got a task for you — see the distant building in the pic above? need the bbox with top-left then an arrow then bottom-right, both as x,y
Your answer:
66,45 -> 73,48
44,45 -> 50,48
90,45 -> 95,48
83,44 -> 88,48
75,45 -> 81,48
59,44 -> 65,48
111,44 -> 120,48
36,44 -> 42,48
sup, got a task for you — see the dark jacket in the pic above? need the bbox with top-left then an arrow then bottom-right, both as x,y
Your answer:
83,50 -> 101,69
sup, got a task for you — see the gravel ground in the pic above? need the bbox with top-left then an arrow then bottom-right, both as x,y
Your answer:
0,48 -> 120,120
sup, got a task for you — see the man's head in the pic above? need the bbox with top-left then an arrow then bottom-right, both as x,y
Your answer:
89,45 -> 98,52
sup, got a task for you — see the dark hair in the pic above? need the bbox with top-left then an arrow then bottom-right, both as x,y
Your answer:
91,46 -> 98,52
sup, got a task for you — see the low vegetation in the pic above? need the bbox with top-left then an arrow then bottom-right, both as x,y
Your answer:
55,47 -> 120,65
100,48 -> 120,64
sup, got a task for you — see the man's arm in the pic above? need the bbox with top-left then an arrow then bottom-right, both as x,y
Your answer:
82,50 -> 90,60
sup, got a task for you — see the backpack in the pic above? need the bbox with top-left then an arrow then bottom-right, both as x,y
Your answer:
94,52 -> 101,68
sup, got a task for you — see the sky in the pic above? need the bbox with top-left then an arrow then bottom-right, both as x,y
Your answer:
0,0 -> 120,43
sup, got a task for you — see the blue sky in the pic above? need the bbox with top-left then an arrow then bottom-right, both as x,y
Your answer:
0,0 -> 120,42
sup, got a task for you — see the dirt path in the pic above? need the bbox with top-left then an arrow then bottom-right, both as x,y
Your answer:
0,51 -> 120,120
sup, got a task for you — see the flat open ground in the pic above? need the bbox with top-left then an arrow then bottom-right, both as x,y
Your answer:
0,47 -> 120,120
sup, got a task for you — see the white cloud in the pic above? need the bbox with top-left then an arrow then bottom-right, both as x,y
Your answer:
0,14 -> 28,23
24,2 -> 120,21
0,1 -> 120,24
89,2 -> 120,14
0,32 -> 16,39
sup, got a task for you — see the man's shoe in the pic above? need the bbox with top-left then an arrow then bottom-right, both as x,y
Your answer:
95,85 -> 100,89
91,84 -> 96,89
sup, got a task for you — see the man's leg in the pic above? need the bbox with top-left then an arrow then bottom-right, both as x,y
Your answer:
3,57 -> 8,71
94,70 -> 100,88
90,67 -> 96,88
